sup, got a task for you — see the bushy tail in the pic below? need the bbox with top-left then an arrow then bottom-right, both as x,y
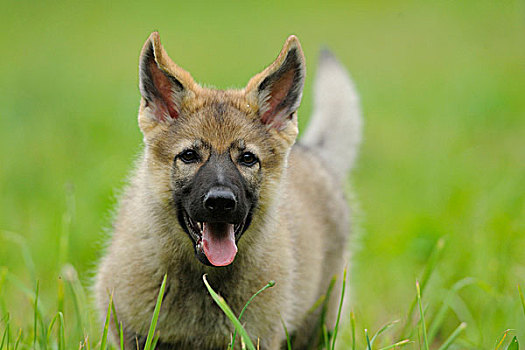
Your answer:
301,50 -> 363,182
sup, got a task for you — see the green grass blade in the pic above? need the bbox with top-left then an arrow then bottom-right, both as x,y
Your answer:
143,274 -> 168,350
310,275 -> 337,346
58,312 -> 65,350
5,321 -> 8,350
370,320 -> 399,346
306,295 -> 326,315
151,332 -> 161,350
419,237 -> 445,292
4,271 -> 47,349
427,277 -> 477,344
416,281 -> 429,350
323,324 -> 329,349
119,322 -> 124,350
0,267 -> 8,317
100,292 -> 113,350
280,316 -> 292,350
350,311 -> 356,350
57,276 -> 65,315
47,313 -> 60,346
203,274 -> 256,350
239,280 -> 275,321
445,294 -> 476,337
64,264 -> 90,341
331,268 -> 347,350
33,280 -> 39,349
65,275 -> 84,341
38,310 -> 48,350
506,336 -> 519,350
495,329 -> 512,350
365,329 -> 372,350
79,335 -> 87,350
518,285 -> 525,319
320,276 -> 337,324
378,339 -> 411,350
231,280 -> 275,350
0,314 -> 10,350
108,290 -> 121,339
437,322 -> 466,350
14,328 -> 22,350
402,238 -> 444,337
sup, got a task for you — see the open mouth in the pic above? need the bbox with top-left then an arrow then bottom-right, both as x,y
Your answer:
179,209 -> 249,267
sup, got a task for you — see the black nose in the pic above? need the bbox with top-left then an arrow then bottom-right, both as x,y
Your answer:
204,187 -> 237,214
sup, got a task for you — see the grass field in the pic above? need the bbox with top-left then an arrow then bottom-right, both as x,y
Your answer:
1,0 -> 524,348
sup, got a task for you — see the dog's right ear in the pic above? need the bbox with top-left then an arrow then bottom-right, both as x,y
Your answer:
138,32 -> 197,130
244,35 -> 306,131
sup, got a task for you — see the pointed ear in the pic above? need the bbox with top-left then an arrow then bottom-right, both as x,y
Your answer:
138,32 -> 197,124
245,35 -> 306,130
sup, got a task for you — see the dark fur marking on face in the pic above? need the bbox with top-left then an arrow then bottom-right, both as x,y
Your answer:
153,140 -> 173,164
194,139 -> 211,152
213,102 -> 227,121
228,139 -> 246,153
172,144 -> 260,266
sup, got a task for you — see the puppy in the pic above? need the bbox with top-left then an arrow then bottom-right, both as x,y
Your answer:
95,32 -> 362,349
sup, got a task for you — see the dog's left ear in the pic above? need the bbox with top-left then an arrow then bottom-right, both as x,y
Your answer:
245,35 -> 306,130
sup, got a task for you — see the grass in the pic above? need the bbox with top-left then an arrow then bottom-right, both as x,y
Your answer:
230,280 -> 275,350
143,274 -> 166,350
1,238 -> 522,349
203,275 -> 257,350
0,0 -> 524,349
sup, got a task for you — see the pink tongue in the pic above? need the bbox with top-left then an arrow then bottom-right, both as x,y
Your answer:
202,223 -> 238,266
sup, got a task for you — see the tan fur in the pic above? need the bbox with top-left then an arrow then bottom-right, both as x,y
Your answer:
95,32 -> 355,349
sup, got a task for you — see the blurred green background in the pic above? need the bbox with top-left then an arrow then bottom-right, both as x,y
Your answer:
0,0 -> 524,348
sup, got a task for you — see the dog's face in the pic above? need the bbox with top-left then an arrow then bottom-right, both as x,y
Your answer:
136,33 -> 305,267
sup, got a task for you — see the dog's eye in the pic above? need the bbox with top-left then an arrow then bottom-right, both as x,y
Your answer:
239,152 -> 258,167
179,149 -> 199,163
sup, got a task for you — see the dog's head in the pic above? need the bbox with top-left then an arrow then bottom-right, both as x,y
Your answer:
137,32 -> 305,267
